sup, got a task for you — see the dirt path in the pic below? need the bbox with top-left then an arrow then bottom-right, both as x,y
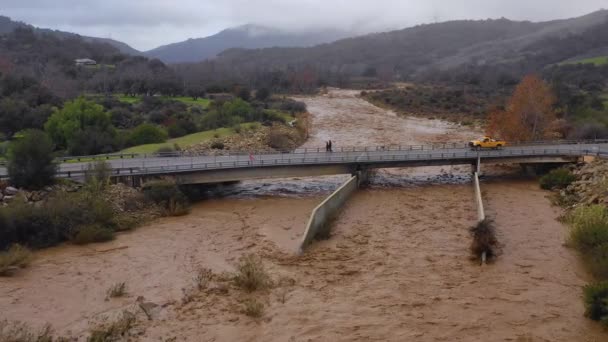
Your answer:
0,89 -> 604,341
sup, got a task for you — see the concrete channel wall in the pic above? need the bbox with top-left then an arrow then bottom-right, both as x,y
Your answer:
473,172 -> 485,222
298,172 -> 366,254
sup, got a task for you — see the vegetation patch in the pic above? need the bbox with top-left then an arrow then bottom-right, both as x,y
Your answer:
469,219 -> 498,262
242,298 -> 265,318
88,311 -> 135,342
583,281 -> 608,326
106,282 -> 127,299
540,168 -> 576,190
0,320 -> 61,342
233,254 -> 272,292
0,244 -> 33,276
72,225 -> 115,245
142,180 -> 190,216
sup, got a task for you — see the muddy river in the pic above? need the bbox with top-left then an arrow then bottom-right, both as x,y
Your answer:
1,89 -> 605,341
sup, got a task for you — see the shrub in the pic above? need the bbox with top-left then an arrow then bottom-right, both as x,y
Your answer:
88,311 -> 135,342
469,219 -> 498,261
232,125 -> 242,134
583,281 -> 608,325
233,254 -> 271,292
0,244 -> 33,276
72,225 -> 114,245
0,191 -> 117,249
7,129 -> 57,189
242,298 -> 264,318
0,320 -> 57,342
567,205 -> 608,251
540,168 -> 576,190
210,140 -> 224,150
267,129 -> 293,151
127,123 -> 168,146
585,243 -> 608,279
85,161 -> 111,192
255,88 -> 271,102
106,282 -> 127,299
194,268 -> 213,291
142,180 -> 190,216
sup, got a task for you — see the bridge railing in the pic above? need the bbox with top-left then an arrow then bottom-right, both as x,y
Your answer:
45,139 -> 608,164
27,147 -> 605,180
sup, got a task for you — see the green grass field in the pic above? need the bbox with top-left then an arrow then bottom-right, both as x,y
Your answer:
561,56 -> 608,66
120,123 -> 259,154
117,95 -> 210,108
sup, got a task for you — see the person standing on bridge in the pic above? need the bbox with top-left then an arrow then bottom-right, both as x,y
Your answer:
325,141 -> 329,152
329,140 -> 333,152
249,152 -> 255,164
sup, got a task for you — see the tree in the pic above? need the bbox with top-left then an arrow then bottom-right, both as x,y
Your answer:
255,88 -> 271,102
44,97 -> 116,154
487,75 -> 557,141
7,130 -> 57,189
128,123 -> 168,146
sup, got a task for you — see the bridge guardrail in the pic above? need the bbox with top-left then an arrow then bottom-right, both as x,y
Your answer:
53,139 -> 608,163
16,147 -> 603,180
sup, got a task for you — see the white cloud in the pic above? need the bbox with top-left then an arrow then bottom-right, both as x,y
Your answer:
2,0 -> 606,50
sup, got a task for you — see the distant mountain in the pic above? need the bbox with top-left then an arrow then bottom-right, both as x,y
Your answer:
204,10 -> 608,85
144,24 -> 354,64
0,15 -> 140,55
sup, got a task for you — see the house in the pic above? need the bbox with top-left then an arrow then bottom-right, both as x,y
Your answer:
75,58 -> 97,66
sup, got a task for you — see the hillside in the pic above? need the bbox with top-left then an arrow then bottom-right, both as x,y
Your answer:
195,10 -> 608,88
0,16 -> 140,55
144,24 -> 353,63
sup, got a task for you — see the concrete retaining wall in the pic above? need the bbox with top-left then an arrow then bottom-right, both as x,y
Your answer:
473,172 -> 485,222
298,173 -> 364,253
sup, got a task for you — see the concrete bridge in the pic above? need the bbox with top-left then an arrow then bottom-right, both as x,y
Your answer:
1,142 -> 606,184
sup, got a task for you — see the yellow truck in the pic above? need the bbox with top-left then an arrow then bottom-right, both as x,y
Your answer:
469,136 -> 506,150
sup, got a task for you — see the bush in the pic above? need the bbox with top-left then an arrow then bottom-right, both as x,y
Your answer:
210,140 -> 224,150
84,161 -> 111,192
0,320 -> 58,342
540,168 -> 576,190
88,311 -> 135,342
469,219 -> 498,261
567,205 -> 608,251
585,243 -> 608,279
267,129 -> 293,151
242,298 -> 264,318
0,191 -> 117,249
583,281 -> 608,325
72,225 -> 114,245
7,129 -> 57,189
142,180 -> 190,216
0,244 -> 33,276
106,282 -> 127,299
127,123 -> 168,146
233,254 -> 271,292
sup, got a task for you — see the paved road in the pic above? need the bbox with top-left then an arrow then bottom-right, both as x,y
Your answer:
1,142 -> 606,180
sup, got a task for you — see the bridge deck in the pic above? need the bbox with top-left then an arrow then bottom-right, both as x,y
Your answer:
0,143 -> 606,183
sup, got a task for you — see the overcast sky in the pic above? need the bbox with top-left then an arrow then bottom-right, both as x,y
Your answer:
2,0 -> 607,51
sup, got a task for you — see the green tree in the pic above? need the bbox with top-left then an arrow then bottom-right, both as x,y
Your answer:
44,97 -> 116,154
7,129 -> 56,189
128,123 -> 168,146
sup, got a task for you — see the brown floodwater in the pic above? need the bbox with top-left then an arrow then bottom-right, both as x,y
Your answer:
0,89 -> 605,341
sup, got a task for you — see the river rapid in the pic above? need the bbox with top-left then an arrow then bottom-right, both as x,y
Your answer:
1,89 -> 604,341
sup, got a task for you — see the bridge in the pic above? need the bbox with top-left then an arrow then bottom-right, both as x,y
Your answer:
1,141 -> 606,185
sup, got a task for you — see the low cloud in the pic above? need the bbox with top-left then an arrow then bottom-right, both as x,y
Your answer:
2,0 -> 606,50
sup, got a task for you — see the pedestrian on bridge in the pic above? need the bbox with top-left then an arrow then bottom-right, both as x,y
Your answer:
249,152 -> 255,164
329,140 -> 333,152
325,141 -> 330,152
